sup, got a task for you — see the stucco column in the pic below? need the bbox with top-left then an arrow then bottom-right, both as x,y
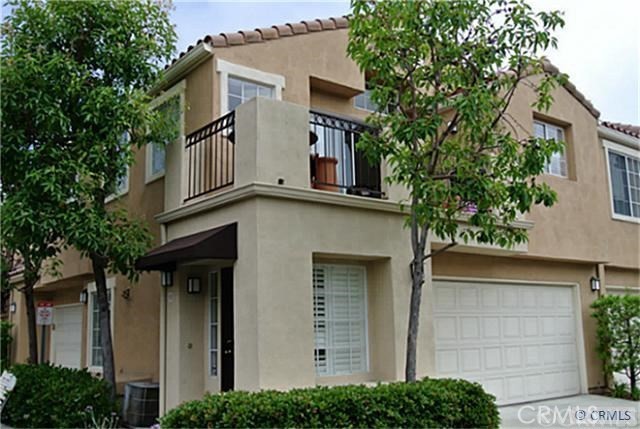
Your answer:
235,97 -> 310,189
163,270 -> 205,410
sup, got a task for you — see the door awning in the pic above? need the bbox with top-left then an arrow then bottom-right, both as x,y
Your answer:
135,223 -> 237,271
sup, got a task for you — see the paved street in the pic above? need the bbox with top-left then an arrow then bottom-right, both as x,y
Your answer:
500,395 -> 640,428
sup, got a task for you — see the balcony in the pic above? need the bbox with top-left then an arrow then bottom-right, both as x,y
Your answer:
180,99 -> 382,205
309,110 -> 382,198
184,111 -> 235,202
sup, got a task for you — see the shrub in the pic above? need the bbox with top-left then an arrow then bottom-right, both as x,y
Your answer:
1,363 -> 117,428
160,378 -> 499,428
591,294 -> 640,397
0,320 -> 13,370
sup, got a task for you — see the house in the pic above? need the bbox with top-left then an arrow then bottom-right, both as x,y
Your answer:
3,16 -> 639,415
3,117 -> 166,389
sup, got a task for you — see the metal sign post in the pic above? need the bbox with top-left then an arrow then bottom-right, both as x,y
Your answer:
36,302 -> 54,364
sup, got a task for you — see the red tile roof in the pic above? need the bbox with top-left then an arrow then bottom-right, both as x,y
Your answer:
601,121 -> 640,139
167,17 -> 600,119
167,16 -> 349,68
542,61 -> 600,119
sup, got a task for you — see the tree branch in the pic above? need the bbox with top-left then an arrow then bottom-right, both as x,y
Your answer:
422,241 -> 457,261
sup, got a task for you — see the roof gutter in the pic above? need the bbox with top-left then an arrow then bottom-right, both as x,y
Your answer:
598,125 -> 640,150
150,42 -> 214,96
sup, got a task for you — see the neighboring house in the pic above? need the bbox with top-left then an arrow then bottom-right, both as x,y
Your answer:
3,112 -> 168,391
2,16 -> 638,414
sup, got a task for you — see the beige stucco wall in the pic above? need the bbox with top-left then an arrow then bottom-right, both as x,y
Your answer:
506,77 -> 639,269
212,30 -> 363,118
605,266 -> 640,289
161,194 -> 431,412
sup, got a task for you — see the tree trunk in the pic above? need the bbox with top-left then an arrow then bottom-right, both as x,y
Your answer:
23,282 -> 38,364
405,255 -> 425,382
627,318 -> 636,395
91,255 -> 116,400
405,206 -> 428,382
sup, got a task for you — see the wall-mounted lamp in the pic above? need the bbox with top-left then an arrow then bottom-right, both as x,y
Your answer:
161,271 -> 174,287
187,277 -> 201,294
79,289 -> 88,304
121,288 -> 131,301
590,276 -> 601,292
9,302 -> 17,313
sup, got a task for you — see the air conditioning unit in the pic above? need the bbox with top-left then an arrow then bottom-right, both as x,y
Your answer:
123,382 -> 159,428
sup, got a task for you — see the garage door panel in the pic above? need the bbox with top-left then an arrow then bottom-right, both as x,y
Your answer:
52,305 -> 83,369
434,280 -> 581,405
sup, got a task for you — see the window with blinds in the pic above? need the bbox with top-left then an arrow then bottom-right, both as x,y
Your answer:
313,264 -> 368,376
534,120 -> 568,177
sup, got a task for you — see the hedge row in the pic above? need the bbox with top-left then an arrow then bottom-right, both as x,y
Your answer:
160,377 -> 500,428
1,363 -> 117,428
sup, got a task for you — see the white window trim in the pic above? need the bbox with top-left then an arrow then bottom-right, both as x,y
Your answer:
535,120 -> 568,178
86,278 -> 116,373
313,263 -> 370,377
146,80 -> 187,184
603,139 -> 640,224
216,59 -> 285,115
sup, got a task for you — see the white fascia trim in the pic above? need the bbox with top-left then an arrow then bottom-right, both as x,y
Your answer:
216,59 -> 285,114
150,43 -> 213,95
603,139 -> 640,159
598,126 -> 640,151
86,277 -> 116,373
146,80 -> 187,184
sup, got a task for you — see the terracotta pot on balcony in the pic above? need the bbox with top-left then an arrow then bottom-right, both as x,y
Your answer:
313,156 -> 339,192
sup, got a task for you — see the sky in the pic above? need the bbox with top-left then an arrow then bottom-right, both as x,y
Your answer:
171,0 -> 639,125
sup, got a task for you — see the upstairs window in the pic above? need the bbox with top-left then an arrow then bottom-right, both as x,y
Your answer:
534,120 -> 567,177
149,95 -> 180,179
228,77 -> 274,112
217,59 -> 284,114
608,149 -> 640,219
147,81 -> 185,183
108,132 -> 130,200
354,89 -> 384,113
114,167 -> 129,196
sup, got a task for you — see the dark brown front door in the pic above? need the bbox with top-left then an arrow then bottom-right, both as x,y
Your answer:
220,267 -> 234,392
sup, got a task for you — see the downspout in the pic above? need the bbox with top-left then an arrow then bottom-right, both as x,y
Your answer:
160,223 -> 168,415
596,263 -> 608,391
596,263 -> 606,297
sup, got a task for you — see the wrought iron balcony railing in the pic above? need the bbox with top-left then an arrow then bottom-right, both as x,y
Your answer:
184,111 -> 235,202
309,110 -> 382,198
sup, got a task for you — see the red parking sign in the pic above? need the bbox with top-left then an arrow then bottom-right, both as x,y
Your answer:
36,301 -> 54,325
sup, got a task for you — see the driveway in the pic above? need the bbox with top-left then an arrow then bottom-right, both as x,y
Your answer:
500,395 -> 640,428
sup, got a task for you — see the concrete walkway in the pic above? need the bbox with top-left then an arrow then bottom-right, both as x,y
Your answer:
500,395 -> 640,428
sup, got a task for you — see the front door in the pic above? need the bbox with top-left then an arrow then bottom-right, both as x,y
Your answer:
220,267 -> 234,391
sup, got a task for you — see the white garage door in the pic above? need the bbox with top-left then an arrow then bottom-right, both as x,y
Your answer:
433,280 -> 581,405
51,305 -> 83,369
